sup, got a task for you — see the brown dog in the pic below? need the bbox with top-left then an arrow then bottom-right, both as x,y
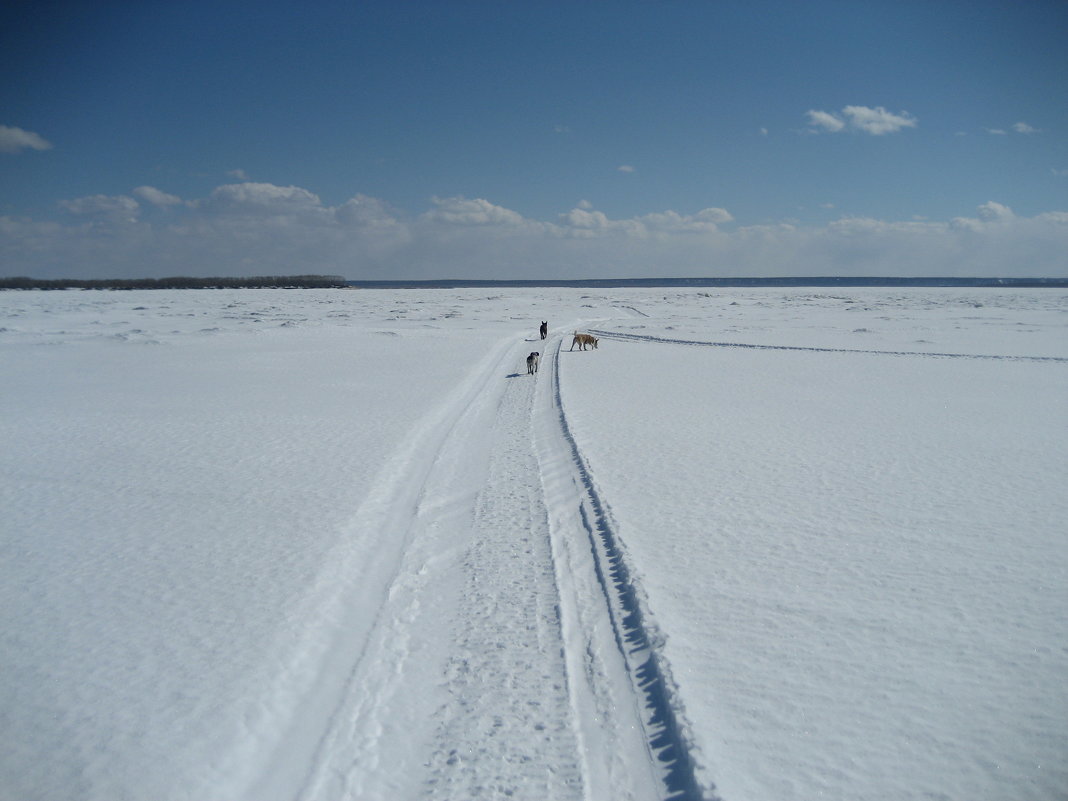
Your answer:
570,333 -> 598,351
526,351 -> 540,374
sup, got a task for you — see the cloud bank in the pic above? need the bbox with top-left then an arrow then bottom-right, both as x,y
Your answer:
1,183 -> 1065,280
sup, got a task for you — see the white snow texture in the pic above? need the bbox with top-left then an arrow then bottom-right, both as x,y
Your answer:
1,287 -> 1066,801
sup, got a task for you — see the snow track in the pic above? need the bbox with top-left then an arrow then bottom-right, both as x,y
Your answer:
589,328 -> 1068,362
246,336 -> 523,801
249,326 -> 709,800
419,346 -> 583,799
536,336 -> 712,801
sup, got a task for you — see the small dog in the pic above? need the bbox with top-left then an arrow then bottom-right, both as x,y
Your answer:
570,332 -> 598,351
539,321 -> 548,340
526,351 -> 540,374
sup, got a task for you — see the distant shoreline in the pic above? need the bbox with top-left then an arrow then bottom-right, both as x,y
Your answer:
347,276 -> 1068,289
3,275 -> 1066,290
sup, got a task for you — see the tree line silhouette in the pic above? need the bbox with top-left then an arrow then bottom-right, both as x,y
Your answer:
0,275 -> 348,290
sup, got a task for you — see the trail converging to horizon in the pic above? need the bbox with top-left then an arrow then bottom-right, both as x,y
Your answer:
2,287 -> 1065,800
280,323 -> 707,800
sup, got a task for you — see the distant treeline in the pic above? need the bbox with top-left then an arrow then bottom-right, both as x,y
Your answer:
347,276 -> 1068,289
0,275 -> 348,290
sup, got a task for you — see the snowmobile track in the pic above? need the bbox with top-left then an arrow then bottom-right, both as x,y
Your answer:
589,328 -> 1068,363
542,336 -> 715,801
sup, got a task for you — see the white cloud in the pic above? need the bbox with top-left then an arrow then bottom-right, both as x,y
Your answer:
841,106 -> 917,135
978,201 -> 1015,222
949,215 -> 984,233
424,196 -> 527,227
59,194 -> 140,222
0,125 -> 53,154
558,206 -> 619,236
210,182 -> 320,206
552,204 -> 732,239
694,207 -> 734,225
333,194 -> 412,256
805,109 -> 846,133
227,168 -> 251,181
985,123 -> 1042,136
335,194 -> 401,227
806,106 -> 917,135
1053,168 -> 1068,178
133,186 -> 182,207
638,208 -> 732,234
952,201 -> 1017,230
617,164 -> 636,173
204,183 -> 325,218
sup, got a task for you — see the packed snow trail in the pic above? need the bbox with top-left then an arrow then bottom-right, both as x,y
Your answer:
248,322 -> 708,800
419,339 -> 583,799
243,335 -> 524,801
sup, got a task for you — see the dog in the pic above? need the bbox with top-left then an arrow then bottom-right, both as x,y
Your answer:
569,332 -> 598,351
539,321 -> 548,340
526,351 -> 540,374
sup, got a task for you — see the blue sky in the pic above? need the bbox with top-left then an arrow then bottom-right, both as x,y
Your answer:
2,0 -> 1066,279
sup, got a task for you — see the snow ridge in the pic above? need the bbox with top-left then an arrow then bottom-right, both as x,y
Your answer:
544,336 -> 716,801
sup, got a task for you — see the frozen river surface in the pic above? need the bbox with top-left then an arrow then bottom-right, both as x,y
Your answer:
2,287 -> 1066,800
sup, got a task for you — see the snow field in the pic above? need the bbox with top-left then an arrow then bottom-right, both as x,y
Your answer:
1,314 -> 504,800
2,287 -> 1066,800
560,295 -> 1068,800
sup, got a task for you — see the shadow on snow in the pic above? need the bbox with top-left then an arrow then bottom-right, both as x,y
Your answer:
552,345 -> 719,801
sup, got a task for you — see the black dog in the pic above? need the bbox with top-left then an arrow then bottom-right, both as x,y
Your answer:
539,321 -> 548,340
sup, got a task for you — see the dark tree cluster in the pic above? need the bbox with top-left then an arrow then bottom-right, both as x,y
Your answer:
0,275 -> 348,290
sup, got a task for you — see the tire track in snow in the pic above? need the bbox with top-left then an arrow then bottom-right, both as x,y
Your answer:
535,335 -> 716,801
589,328 -> 1068,363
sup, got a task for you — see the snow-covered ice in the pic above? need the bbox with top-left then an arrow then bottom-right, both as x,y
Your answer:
1,287 -> 1066,800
